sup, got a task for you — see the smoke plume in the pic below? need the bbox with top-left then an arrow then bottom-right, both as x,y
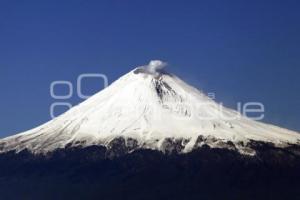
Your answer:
143,60 -> 167,75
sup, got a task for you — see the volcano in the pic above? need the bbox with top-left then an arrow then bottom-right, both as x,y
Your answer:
0,60 -> 299,155
0,60 -> 300,200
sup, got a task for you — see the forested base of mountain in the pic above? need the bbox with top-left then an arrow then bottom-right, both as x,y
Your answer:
0,142 -> 300,200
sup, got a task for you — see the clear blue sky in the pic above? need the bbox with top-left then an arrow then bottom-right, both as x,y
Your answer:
0,0 -> 299,137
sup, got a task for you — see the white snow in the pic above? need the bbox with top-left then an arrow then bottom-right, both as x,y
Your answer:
0,60 -> 299,154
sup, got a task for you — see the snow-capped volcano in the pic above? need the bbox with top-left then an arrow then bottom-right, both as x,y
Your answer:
0,60 -> 299,154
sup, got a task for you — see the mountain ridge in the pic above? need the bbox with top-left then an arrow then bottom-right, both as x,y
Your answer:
1,139 -> 300,200
1,60 -> 300,200
0,60 -> 299,155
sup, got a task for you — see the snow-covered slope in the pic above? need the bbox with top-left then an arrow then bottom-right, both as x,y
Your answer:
0,60 -> 299,154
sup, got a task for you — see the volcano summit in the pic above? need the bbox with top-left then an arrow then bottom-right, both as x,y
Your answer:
0,60 -> 299,155
0,61 -> 300,200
